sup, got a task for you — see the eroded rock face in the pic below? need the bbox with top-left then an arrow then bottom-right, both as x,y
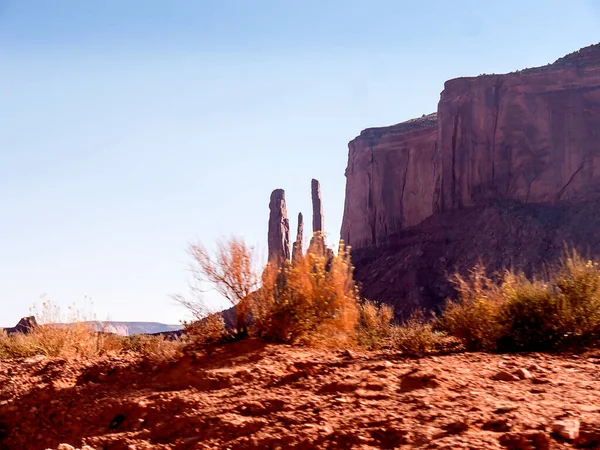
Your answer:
268,189 -> 290,265
341,43 -> 600,313
341,43 -> 600,251
439,44 -> 600,211
341,114 -> 440,249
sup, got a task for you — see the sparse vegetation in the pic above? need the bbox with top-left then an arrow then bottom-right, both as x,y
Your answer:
356,300 -> 393,350
390,310 -> 442,355
256,240 -> 360,346
0,301 -> 182,360
441,250 -> 600,352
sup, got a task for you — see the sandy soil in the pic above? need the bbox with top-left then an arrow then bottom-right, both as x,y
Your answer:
2,340 -> 600,449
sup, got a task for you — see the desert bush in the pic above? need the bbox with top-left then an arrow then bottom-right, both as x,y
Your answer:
390,310 -> 442,355
121,334 -> 182,359
0,323 -> 107,359
441,265 -> 507,351
356,300 -> 393,350
176,237 -> 259,338
0,301 -> 113,359
183,312 -> 228,346
442,250 -> 600,352
257,240 -> 359,345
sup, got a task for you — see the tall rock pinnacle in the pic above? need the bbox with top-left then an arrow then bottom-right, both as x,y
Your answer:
311,179 -> 324,233
268,189 -> 290,265
292,212 -> 304,264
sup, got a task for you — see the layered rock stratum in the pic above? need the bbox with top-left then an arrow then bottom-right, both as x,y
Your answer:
341,43 -> 600,315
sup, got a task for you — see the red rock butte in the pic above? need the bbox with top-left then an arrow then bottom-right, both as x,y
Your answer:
340,43 -> 600,315
341,43 -> 600,250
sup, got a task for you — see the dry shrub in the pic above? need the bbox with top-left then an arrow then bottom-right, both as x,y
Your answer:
183,312 -> 228,346
0,301 -> 184,360
441,265 -> 506,351
442,250 -> 600,352
390,310 -> 442,355
177,237 -> 259,337
356,300 -> 393,350
121,334 -> 182,360
256,240 -> 359,346
0,301 -> 116,359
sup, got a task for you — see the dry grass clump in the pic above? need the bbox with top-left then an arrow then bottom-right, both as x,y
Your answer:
183,312 -> 228,346
0,323 -> 114,359
441,250 -> 600,351
441,265 -> 507,351
0,301 -> 113,359
356,300 -> 393,350
0,301 -> 183,360
390,310 -> 442,355
121,334 -> 182,359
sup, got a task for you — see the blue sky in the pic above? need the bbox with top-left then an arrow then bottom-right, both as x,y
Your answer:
1,0 -> 598,326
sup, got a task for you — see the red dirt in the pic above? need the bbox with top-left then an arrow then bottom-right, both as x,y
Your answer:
2,340 -> 600,449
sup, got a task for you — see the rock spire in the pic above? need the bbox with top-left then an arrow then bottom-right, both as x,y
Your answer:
267,189 -> 290,265
292,212 -> 304,264
311,179 -> 324,233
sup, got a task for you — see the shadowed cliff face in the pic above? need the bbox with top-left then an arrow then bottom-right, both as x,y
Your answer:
341,43 -> 600,314
341,114 -> 440,249
341,43 -> 600,251
440,47 -> 600,211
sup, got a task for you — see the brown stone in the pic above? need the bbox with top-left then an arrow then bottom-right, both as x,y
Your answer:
267,189 -> 290,266
493,371 -> 520,382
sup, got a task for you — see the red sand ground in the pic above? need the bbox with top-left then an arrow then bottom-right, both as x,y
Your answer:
2,340 -> 600,449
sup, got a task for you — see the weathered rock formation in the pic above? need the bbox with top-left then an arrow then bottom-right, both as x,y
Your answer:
311,179 -> 324,233
439,44 -> 600,212
268,189 -> 290,265
292,212 -> 304,264
308,179 -> 329,256
341,114 -> 439,248
341,43 -> 600,315
3,316 -> 38,335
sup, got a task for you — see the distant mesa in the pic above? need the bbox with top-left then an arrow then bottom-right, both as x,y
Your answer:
1,317 -> 181,337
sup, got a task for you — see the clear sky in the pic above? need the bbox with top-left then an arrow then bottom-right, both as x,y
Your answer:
1,0 -> 599,326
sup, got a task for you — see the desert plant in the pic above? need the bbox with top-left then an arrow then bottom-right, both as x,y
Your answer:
390,310 -> 442,355
121,333 -> 182,359
442,250 -> 600,352
178,237 -> 260,337
441,265 -> 506,351
356,300 -> 393,350
256,240 -> 359,345
183,312 -> 228,346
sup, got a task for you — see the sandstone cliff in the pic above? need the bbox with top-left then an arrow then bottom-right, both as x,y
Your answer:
341,114 -> 439,249
341,43 -> 600,314
440,45 -> 600,211
342,43 -> 600,251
